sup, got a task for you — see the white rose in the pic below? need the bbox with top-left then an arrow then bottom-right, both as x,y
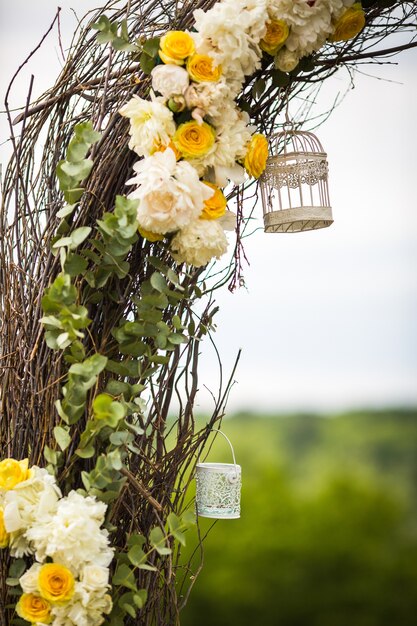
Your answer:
274,48 -> 300,72
151,64 -> 189,99
81,565 -> 109,591
127,149 -> 214,234
19,563 -> 41,594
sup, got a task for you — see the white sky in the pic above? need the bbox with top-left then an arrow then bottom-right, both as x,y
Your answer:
1,1 -> 416,413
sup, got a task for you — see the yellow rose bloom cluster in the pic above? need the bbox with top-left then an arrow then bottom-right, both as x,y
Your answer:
159,30 -> 195,65
173,121 -> 216,159
186,54 -> 222,83
201,182 -> 227,220
243,134 -> 269,179
329,3 -> 366,42
17,593 -> 52,625
16,563 -> 75,623
0,507 -> 9,548
260,18 -> 289,56
0,458 -> 30,490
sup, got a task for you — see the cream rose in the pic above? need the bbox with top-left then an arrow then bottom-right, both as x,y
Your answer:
80,565 -> 110,591
20,564 -> 42,594
274,47 -> 300,72
151,64 -> 189,99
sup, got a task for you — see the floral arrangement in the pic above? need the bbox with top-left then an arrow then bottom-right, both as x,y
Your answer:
0,458 -> 113,625
1,0 -> 378,624
118,0 -> 365,266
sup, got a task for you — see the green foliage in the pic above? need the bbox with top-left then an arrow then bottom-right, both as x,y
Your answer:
91,15 -> 138,51
109,512 -> 196,623
182,410 -> 417,626
56,121 -> 101,205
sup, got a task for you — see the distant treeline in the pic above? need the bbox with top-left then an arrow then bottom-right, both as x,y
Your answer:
181,409 -> 417,626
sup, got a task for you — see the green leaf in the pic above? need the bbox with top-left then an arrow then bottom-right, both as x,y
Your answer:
44,445 -> 57,465
271,68 -> 290,87
252,78 -> 266,99
113,564 -> 137,591
56,203 -> 77,219
143,37 -> 160,57
133,589 -> 148,609
127,534 -> 146,548
150,272 -> 167,293
60,159 -> 94,181
64,253 -> 88,276
53,425 -> 71,451
139,51 -> 156,75
150,527 -> 171,555
128,545 -> 147,566
9,559 -> 26,579
70,227 -> 92,249
75,444 -> 95,458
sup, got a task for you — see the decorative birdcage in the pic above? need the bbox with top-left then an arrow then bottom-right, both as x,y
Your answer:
260,126 -> 333,233
195,430 -> 241,519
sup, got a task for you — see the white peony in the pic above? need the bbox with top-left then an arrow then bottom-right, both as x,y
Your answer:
2,467 -> 61,557
267,0 -> 355,58
127,148 -> 214,234
192,0 -> 268,81
51,583 -> 112,626
171,219 -> 228,267
119,95 -> 176,157
26,491 -> 113,574
19,563 -> 41,594
184,79 -> 233,120
151,64 -> 190,99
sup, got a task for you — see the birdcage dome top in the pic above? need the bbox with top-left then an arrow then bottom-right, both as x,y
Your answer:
268,127 -> 327,160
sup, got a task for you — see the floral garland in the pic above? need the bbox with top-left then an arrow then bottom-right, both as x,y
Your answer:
1,2 -> 367,625
0,458 -> 113,625
119,0 -> 365,267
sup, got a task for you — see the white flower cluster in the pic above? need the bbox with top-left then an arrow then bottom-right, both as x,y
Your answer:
0,460 -> 113,625
119,0 -> 364,267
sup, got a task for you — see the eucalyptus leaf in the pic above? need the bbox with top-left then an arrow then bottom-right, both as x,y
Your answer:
53,426 -> 72,451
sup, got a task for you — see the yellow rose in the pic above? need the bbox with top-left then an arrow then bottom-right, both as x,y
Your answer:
0,508 -> 9,548
186,54 -> 222,83
0,458 -> 30,490
173,121 -> 216,159
244,134 -> 269,179
17,594 -> 52,624
260,19 -> 289,56
201,182 -> 227,220
159,31 -> 195,65
38,563 -> 75,605
329,3 -> 366,42
139,227 -> 164,242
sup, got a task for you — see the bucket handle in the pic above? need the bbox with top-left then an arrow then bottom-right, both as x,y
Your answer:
198,429 -> 238,472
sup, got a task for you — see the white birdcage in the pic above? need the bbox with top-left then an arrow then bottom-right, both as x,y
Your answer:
195,430 -> 241,519
260,126 -> 333,233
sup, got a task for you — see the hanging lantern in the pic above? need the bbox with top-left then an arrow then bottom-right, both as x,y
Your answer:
260,126 -> 333,233
195,430 -> 241,519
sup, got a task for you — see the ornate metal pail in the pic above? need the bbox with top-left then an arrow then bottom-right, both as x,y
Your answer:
195,430 -> 241,519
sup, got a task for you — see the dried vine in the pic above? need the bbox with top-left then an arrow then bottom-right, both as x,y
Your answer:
1,1 -> 416,624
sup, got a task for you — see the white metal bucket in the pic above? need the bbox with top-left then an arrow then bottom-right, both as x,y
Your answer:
195,430 -> 241,519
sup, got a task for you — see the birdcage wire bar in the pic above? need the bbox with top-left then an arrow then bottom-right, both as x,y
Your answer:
260,128 -> 333,233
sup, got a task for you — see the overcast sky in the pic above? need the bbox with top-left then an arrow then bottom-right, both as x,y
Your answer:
1,1 -> 416,414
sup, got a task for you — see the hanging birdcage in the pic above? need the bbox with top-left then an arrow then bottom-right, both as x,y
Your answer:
260,126 -> 333,233
195,430 -> 241,519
